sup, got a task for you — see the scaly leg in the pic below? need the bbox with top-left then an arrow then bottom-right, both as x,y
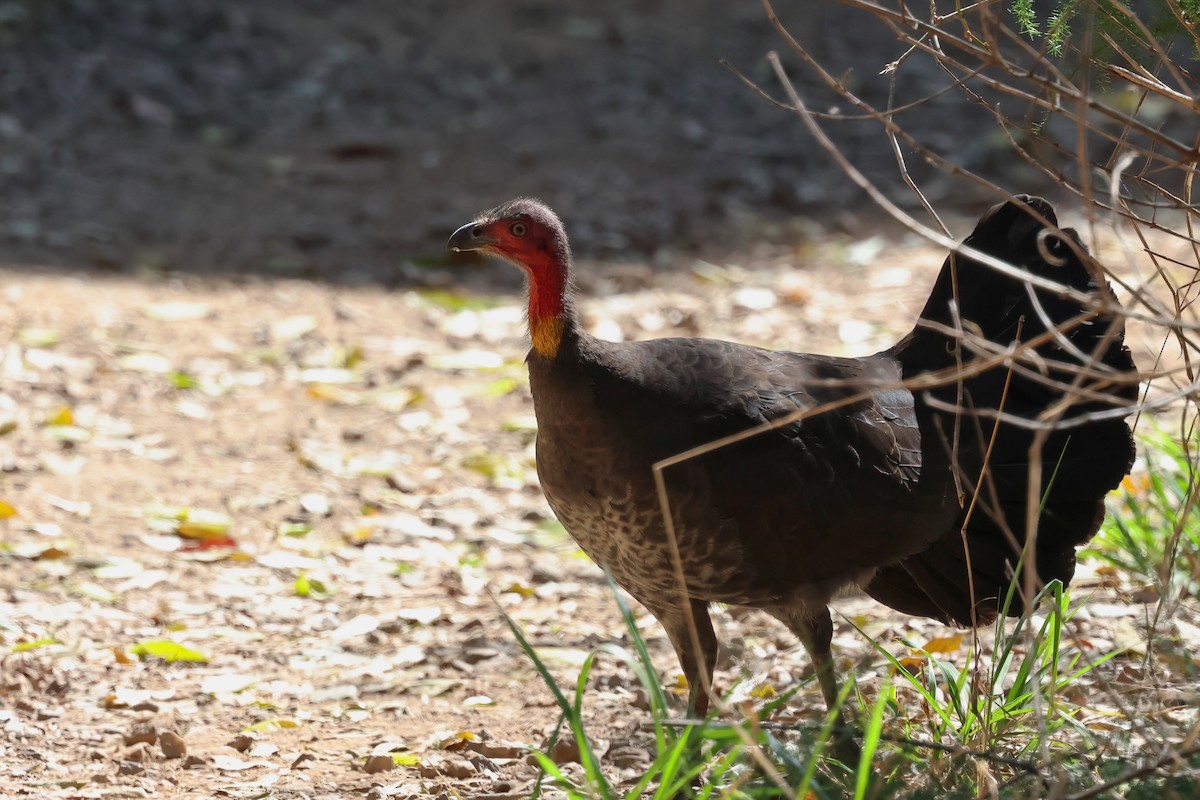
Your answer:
649,598 -> 717,717
772,605 -> 861,762
788,606 -> 841,713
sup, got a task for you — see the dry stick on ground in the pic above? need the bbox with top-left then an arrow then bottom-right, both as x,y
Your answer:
1062,740 -> 1200,800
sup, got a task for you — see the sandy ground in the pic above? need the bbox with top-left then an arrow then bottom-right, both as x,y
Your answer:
2,223 -> 1190,798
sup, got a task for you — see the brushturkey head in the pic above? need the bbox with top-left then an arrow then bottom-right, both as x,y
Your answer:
448,197 -> 568,271
448,198 -> 574,358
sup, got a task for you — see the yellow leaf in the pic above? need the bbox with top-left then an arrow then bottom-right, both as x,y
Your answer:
12,636 -> 58,653
1121,474 -> 1149,494
897,655 -> 927,672
18,327 -> 61,347
1085,720 -> 1123,731
342,345 -> 365,370
921,634 -> 964,654
176,509 -> 232,539
130,640 -> 209,663
343,526 -> 373,546
295,573 -> 328,598
0,501 -> 17,518
47,406 -> 75,426
306,384 -> 359,405
244,719 -> 299,733
480,377 -> 520,397
501,582 -> 536,599
1080,705 -> 1124,718
438,730 -> 479,750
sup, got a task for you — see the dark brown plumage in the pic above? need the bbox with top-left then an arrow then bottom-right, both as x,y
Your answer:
448,196 -> 1138,719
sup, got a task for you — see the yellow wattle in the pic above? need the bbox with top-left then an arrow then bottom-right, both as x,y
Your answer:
531,316 -> 565,358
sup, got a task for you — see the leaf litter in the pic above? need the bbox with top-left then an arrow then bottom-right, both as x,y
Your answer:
0,247 -> 1192,798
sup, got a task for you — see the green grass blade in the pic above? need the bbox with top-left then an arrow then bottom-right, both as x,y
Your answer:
854,678 -> 890,800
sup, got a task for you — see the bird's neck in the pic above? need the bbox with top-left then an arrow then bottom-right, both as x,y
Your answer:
526,256 -> 574,359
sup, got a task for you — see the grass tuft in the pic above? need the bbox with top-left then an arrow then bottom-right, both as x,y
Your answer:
499,435 -> 1199,797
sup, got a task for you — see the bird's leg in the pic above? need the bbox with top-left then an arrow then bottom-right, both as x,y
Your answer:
776,605 -> 861,763
790,607 -> 841,713
653,598 -> 717,718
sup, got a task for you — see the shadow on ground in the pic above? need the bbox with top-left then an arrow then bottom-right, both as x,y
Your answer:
0,0 -> 1044,284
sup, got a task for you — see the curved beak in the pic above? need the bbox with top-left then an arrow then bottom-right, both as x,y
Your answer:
447,221 -> 495,253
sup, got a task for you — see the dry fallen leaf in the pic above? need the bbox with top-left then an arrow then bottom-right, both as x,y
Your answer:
500,582 -> 535,599
211,754 -> 266,772
921,634 -> 964,654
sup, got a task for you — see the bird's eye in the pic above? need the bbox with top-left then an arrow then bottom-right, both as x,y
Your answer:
510,222 -> 528,237
1036,229 -> 1069,267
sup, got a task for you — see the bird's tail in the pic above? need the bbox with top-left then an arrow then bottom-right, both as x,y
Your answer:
868,196 -> 1138,626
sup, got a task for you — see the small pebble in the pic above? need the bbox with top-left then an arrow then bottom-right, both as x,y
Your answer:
732,286 -> 777,311
123,722 -> 157,747
549,735 -> 582,765
123,742 -> 153,762
160,730 -> 187,759
226,733 -> 255,752
363,755 -> 394,774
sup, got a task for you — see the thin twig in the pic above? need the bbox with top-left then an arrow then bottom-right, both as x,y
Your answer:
1062,742 -> 1200,800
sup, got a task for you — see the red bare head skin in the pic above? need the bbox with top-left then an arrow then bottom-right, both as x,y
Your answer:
448,198 -> 574,357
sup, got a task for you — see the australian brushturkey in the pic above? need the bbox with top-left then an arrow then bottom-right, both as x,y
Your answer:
448,196 -> 1138,718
